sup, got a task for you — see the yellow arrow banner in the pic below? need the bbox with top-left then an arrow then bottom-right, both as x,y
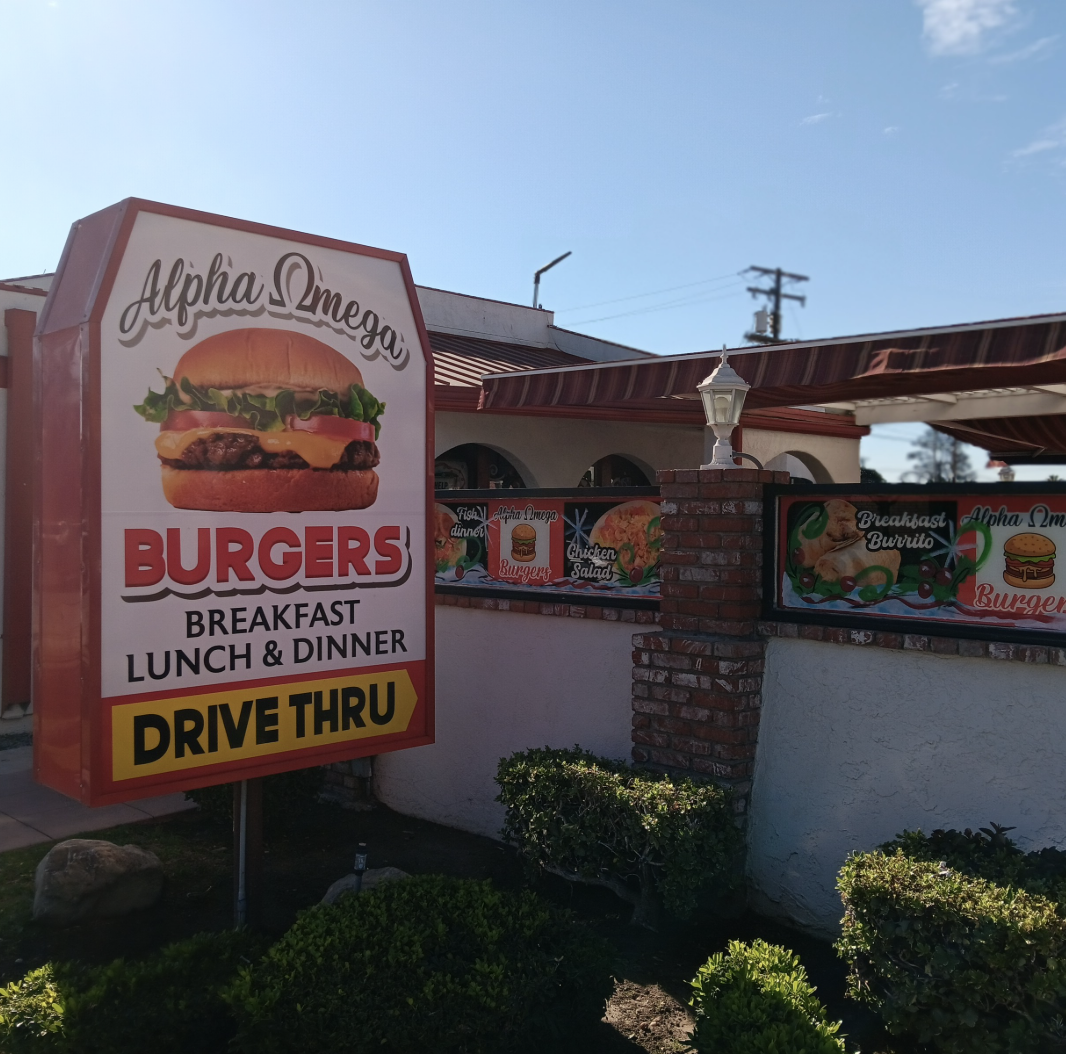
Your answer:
111,669 -> 417,781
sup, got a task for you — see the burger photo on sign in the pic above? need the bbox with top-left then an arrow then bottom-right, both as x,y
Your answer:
133,328 -> 385,512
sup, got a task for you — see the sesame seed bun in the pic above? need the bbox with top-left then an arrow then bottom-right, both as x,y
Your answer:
1003,533 -> 1056,559
172,328 -> 365,393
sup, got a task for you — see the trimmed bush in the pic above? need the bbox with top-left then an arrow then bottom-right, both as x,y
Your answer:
837,836 -> 1066,1054
229,874 -> 613,1054
495,746 -> 740,927
689,939 -> 845,1053
0,930 -> 261,1054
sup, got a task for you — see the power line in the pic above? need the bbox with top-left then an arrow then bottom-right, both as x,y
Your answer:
553,270 -> 744,314
565,284 -> 746,326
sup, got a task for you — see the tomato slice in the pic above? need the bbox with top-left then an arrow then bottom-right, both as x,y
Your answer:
286,415 -> 374,443
160,410 -> 246,432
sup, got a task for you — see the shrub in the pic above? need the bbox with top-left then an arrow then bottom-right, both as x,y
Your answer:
689,939 -> 845,1053
229,874 -> 613,1054
837,842 -> 1066,1054
187,766 -> 325,825
0,930 -> 261,1054
495,746 -> 740,927
0,963 -> 70,1052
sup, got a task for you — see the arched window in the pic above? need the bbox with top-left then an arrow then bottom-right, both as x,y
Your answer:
579,454 -> 651,488
435,444 -> 527,490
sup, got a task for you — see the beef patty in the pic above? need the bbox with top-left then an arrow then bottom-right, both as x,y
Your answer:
160,432 -> 380,472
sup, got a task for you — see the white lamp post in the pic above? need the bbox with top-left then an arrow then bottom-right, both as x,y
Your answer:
698,347 -> 750,469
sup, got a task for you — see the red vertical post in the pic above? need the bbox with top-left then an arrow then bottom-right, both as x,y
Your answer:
3,309 -> 36,714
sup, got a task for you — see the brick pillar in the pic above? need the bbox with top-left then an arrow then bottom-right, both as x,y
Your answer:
632,468 -> 789,812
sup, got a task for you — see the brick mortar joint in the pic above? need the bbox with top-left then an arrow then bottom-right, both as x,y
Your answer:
757,619 -> 1063,665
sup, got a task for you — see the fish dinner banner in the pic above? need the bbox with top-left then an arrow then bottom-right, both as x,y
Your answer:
768,484 -> 1066,642
33,199 -> 434,805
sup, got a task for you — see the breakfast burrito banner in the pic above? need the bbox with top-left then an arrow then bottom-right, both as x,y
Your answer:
769,486 -> 1066,641
433,490 -> 661,605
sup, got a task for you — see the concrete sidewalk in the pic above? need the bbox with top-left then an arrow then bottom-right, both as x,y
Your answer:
0,745 -> 196,852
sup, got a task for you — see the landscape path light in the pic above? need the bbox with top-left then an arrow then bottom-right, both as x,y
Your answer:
698,346 -> 751,469
353,841 -> 368,893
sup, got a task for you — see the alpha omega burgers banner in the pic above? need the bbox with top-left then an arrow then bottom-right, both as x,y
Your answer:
769,485 -> 1066,641
34,199 -> 433,805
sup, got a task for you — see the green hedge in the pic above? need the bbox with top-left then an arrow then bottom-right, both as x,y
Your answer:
0,930 -> 261,1054
689,939 -> 845,1054
495,746 -> 740,927
229,874 -> 613,1053
837,829 -> 1066,1053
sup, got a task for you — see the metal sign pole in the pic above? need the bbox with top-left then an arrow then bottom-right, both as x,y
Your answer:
235,779 -> 248,928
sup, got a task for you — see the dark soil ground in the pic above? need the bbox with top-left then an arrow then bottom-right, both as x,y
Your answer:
0,796 -> 905,1052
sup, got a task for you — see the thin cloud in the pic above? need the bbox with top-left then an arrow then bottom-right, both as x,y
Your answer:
916,0 -> 1019,56
884,126 -> 901,135
799,113 -> 831,126
1011,117 -> 1066,161
988,34 -> 1058,63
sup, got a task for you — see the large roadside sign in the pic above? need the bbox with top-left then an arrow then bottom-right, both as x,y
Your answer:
34,199 -> 434,805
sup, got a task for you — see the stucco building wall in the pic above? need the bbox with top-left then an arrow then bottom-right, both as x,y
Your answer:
435,410 -> 703,488
373,605 -> 636,838
747,636 -> 1066,936
734,426 -> 860,484
437,411 -> 860,488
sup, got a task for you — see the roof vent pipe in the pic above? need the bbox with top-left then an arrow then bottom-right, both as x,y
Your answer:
532,251 -> 571,309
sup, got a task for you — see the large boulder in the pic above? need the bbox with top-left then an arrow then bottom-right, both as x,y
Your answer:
33,839 -> 164,925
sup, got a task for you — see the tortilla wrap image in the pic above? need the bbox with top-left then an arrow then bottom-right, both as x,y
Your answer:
794,499 -> 863,567
814,538 -> 901,587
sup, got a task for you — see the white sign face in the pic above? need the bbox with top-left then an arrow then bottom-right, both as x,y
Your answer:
95,210 -> 430,789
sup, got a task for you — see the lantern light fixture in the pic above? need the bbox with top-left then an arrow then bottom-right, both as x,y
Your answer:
698,346 -> 751,469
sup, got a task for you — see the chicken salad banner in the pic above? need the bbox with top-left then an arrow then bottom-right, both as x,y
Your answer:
433,489 -> 662,606
768,485 -> 1066,642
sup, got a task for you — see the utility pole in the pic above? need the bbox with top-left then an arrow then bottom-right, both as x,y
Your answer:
743,266 -> 808,344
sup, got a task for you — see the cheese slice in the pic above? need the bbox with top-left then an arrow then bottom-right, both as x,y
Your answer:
155,427 -> 350,470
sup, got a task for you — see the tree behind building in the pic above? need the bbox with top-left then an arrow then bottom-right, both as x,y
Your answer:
904,427 -> 976,483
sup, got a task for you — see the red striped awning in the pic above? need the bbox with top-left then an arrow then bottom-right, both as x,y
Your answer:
934,415 -> 1066,463
480,312 -> 1066,412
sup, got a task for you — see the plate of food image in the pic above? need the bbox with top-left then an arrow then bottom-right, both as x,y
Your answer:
434,504 -> 467,574
589,500 -> 663,586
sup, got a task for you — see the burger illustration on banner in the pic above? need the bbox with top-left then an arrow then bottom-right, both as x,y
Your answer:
133,328 -> 384,512
510,524 -> 537,563
1002,533 -> 1056,589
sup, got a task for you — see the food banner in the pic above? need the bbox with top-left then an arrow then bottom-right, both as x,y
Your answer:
433,490 -> 661,605
769,486 -> 1066,641
34,198 -> 434,805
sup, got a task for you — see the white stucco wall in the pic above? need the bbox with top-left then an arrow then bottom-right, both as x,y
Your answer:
748,637 -> 1066,936
436,410 -> 702,488
437,412 -> 861,489
733,427 -> 860,484
373,606 -> 636,839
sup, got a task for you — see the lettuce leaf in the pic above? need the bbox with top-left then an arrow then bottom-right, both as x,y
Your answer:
134,375 -> 385,439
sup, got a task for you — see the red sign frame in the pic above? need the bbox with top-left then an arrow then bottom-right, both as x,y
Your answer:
33,199 -> 435,805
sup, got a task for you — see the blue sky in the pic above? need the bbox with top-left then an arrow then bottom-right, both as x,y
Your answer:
2,0 -> 1064,480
